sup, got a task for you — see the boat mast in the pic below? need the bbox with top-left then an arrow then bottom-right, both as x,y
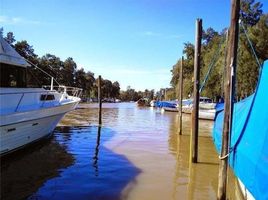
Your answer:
217,0 -> 240,199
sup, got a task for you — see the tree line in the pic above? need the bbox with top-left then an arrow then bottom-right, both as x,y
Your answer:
169,0 -> 268,101
3,31 -> 159,102
4,32 -> 122,100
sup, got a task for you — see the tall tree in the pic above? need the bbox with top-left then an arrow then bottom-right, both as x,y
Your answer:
240,0 -> 263,26
111,81 -> 120,100
5,32 -> 16,45
62,57 -> 77,86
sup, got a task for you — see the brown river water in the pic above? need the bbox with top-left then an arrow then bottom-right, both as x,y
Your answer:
1,103 -> 242,200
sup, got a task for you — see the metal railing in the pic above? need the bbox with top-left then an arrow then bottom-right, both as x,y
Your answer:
42,85 -> 83,98
1,86 -> 82,113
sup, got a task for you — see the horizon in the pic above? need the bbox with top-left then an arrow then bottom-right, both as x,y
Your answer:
1,0 -> 267,91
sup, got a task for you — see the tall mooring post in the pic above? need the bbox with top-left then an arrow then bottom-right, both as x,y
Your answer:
217,0 -> 240,199
178,56 -> 184,135
98,75 -> 102,125
191,18 -> 202,163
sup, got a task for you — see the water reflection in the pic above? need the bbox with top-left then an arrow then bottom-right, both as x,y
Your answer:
166,109 -> 221,199
1,103 -> 241,200
1,125 -> 141,200
1,138 -> 74,200
92,126 -> 101,176
28,126 -> 140,200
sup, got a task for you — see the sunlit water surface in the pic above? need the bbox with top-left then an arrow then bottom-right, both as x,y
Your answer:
1,103 -> 240,200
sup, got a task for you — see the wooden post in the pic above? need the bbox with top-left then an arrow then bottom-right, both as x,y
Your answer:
178,56 -> 184,135
217,0 -> 240,199
191,19 -> 202,163
98,75 -> 102,125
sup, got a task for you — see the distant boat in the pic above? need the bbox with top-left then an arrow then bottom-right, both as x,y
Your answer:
181,98 -> 216,120
136,98 -> 149,106
213,60 -> 268,199
150,100 -> 157,107
0,36 -> 81,155
161,97 -> 216,120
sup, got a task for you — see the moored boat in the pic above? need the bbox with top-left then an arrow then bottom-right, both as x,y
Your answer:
0,36 -> 81,155
213,60 -> 268,199
163,97 -> 216,120
136,98 -> 149,106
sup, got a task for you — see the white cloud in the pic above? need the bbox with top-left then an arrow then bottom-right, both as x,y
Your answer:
141,31 -> 162,37
166,34 -> 183,39
0,15 -> 40,25
138,31 -> 183,39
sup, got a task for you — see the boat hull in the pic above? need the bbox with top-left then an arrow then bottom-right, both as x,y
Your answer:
164,106 -> 215,120
0,101 -> 79,155
162,107 -> 178,112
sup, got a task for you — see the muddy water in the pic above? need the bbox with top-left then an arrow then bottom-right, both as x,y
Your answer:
1,103 -> 240,200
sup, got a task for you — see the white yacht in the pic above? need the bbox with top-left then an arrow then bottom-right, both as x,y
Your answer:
180,97 -> 216,120
0,36 -> 81,155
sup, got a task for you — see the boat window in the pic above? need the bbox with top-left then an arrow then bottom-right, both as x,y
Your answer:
40,94 -> 55,101
0,63 -> 27,87
200,98 -> 212,103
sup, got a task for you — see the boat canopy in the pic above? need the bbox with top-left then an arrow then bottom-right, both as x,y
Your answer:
0,36 -> 30,68
213,60 -> 268,200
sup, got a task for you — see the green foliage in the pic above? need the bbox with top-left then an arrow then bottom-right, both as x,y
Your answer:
240,0 -> 263,26
119,86 -> 155,102
169,0 -> 267,101
5,32 -> 16,45
4,32 -> 117,99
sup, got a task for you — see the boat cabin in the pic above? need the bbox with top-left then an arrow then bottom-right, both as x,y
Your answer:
199,97 -> 213,103
0,63 -> 27,88
0,35 -> 30,88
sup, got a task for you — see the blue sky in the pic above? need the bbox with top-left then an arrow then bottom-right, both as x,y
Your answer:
1,0 -> 267,91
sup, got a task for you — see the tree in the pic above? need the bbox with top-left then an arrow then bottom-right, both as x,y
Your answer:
5,32 -> 16,45
111,81 -> 120,100
62,57 -> 77,86
240,0 -> 263,27
15,40 -> 37,63
203,28 -> 219,45
248,14 -> 268,60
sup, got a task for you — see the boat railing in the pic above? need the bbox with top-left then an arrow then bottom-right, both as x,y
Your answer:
1,86 -> 82,113
42,85 -> 83,98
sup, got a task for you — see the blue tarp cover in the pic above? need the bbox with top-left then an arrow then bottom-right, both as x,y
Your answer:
213,60 -> 268,200
155,101 -> 177,108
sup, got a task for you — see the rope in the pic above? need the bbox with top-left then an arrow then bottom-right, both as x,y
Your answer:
219,152 -> 230,160
239,20 -> 262,68
222,21 -> 263,158
26,59 -> 61,86
199,34 -> 226,93
221,30 -> 228,97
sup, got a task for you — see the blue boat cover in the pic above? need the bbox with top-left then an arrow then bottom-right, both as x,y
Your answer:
155,101 -> 177,108
213,60 -> 268,200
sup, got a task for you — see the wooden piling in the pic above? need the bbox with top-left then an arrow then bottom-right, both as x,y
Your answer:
98,75 -> 102,125
217,0 -> 240,199
191,19 -> 202,163
178,56 -> 184,135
